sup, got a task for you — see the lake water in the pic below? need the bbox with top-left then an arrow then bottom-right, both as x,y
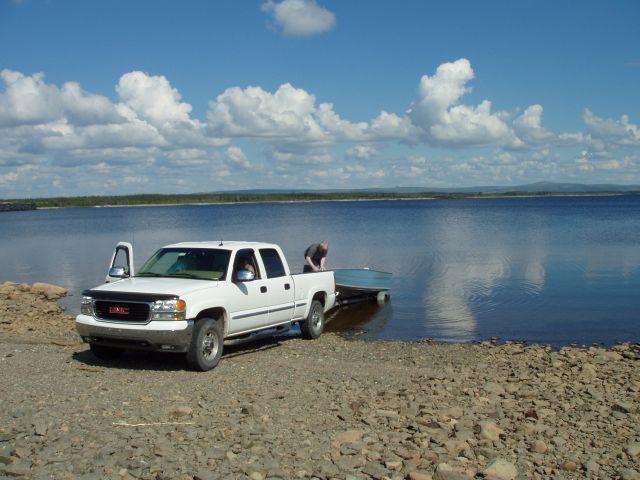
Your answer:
1,196 -> 639,346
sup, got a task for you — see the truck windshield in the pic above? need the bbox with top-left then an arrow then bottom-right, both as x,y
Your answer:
137,248 -> 231,281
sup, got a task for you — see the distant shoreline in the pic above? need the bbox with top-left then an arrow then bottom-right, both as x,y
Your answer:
37,196 -> 439,209
3,190 -> 638,211
34,191 -> 634,210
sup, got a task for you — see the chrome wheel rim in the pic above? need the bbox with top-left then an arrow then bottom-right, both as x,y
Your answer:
311,306 -> 323,332
202,331 -> 219,360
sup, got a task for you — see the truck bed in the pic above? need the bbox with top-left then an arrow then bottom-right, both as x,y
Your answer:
290,270 -> 336,318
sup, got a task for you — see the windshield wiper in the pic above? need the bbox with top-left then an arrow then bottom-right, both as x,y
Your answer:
168,272 -> 202,279
137,272 -> 215,280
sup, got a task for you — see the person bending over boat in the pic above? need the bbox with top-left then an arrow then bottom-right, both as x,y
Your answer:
303,240 -> 329,273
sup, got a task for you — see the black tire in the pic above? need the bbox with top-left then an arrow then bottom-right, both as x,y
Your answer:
89,343 -> 124,360
300,300 -> 324,340
186,317 -> 224,371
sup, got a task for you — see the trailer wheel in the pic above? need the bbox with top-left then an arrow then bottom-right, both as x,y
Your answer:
377,291 -> 390,303
186,317 -> 224,371
300,300 -> 324,339
90,343 -> 124,360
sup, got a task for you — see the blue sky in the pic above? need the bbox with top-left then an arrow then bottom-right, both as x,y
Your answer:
1,0 -> 639,197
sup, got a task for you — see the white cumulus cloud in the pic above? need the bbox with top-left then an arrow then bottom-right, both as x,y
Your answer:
0,70 -> 123,127
261,0 -> 336,37
226,145 -> 252,169
407,59 -> 512,147
513,104 -> 583,147
207,83 -> 330,143
116,71 -> 193,127
345,144 -> 376,159
583,109 -> 640,147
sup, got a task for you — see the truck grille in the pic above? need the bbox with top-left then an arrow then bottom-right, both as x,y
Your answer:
94,301 -> 150,322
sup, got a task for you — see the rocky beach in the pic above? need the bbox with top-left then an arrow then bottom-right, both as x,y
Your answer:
0,281 -> 639,480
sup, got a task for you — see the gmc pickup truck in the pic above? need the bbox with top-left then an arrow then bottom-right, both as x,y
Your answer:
76,241 -> 336,371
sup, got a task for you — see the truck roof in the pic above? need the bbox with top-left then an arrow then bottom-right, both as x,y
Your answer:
163,241 -> 280,250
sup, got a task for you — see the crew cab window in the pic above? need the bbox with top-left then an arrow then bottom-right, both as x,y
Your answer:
259,248 -> 286,278
232,249 -> 261,281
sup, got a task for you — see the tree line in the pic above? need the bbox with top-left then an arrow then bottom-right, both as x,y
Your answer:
2,190 -> 639,209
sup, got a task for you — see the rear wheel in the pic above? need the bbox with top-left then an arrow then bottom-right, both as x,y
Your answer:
186,317 -> 224,371
89,343 -> 124,360
300,300 -> 324,339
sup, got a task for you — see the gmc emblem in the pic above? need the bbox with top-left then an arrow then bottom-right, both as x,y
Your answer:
109,306 -> 129,315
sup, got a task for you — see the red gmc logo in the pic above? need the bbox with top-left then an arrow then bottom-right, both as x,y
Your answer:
109,306 -> 129,315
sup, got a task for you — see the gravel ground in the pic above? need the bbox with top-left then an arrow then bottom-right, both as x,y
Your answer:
0,283 -> 639,480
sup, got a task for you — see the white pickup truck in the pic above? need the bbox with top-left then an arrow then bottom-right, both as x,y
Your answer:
76,241 -> 336,371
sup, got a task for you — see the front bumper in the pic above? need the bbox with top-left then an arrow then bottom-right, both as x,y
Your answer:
75,314 -> 194,352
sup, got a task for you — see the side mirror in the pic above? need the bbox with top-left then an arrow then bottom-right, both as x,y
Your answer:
235,269 -> 255,282
108,266 -> 127,278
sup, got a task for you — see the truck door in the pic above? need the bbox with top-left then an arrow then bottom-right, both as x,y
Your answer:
105,242 -> 134,283
258,248 -> 295,324
227,249 -> 271,334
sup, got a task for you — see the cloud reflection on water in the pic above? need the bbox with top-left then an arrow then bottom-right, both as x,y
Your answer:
418,207 -> 549,342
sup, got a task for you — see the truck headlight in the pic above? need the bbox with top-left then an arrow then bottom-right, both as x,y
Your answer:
150,299 -> 186,320
81,296 -> 94,315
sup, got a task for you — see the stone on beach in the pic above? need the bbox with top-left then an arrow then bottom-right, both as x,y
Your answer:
0,279 -> 639,479
477,421 -> 503,442
30,282 -> 67,300
0,282 -> 76,343
482,458 -> 518,480
625,442 -> 640,458
170,406 -> 193,418
529,439 -> 548,454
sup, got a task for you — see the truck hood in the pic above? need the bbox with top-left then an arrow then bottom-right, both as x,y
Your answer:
90,277 -> 218,297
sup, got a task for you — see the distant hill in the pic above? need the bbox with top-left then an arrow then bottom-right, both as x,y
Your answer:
219,182 -> 640,195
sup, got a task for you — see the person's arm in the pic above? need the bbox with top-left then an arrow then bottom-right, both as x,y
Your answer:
319,256 -> 326,271
305,256 -> 319,272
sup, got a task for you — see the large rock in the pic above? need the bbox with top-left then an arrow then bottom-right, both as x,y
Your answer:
580,363 -> 597,378
0,283 -> 17,297
529,440 -> 548,454
30,282 -> 67,300
613,401 -> 635,414
483,382 -> 506,396
443,406 -> 464,419
433,463 -> 471,480
477,421 -> 503,442
482,458 -> 517,480
409,472 -> 433,480
626,442 -> 640,458
602,351 -> 624,361
560,460 -> 578,472
170,406 -> 193,418
333,429 -> 364,447
619,469 -> 640,480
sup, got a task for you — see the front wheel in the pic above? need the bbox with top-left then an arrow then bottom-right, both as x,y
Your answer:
186,317 -> 224,371
300,300 -> 324,339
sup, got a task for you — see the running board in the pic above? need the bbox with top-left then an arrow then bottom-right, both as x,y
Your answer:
224,323 -> 291,346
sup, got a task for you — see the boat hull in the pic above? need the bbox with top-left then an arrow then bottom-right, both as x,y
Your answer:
332,268 -> 392,299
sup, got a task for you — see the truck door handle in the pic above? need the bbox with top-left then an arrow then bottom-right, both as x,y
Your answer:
284,283 -> 290,290
260,286 -> 267,293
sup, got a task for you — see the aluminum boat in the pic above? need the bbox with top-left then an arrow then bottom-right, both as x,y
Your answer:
332,268 -> 392,300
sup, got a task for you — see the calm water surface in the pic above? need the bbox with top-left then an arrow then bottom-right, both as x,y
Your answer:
1,196 -> 639,346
